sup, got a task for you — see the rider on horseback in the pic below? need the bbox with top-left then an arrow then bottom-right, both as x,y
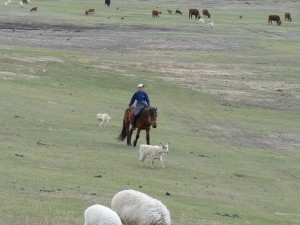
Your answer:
129,83 -> 150,127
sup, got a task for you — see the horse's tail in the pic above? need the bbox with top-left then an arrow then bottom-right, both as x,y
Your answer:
117,118 -> 126,142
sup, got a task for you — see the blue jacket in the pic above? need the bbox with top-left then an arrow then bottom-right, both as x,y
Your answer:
129,91 -> 150,108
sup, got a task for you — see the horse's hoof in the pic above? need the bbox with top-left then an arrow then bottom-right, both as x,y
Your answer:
127,143 -> 132,146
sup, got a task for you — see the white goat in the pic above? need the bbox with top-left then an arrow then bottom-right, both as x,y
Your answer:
198,18 -> 204,23
19,1 -> 23,7
139,143 -> 169,168
96,113 -> 111,127
84,204 -> 122,225
208,21 -> 214,28
111,189 -> 171,225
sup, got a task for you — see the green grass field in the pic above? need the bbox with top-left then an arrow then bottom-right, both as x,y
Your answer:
1,0 -> 300,224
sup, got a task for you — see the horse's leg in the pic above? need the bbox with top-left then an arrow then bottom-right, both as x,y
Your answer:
133,128 -> 141,147
146,128 -> 150,145
126,122 -> 132,146
128,128 -> 135,146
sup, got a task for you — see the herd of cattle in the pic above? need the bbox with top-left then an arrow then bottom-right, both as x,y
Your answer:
3,0 -> 294,26
268,12 -> 292,25
152,8 -> 211,19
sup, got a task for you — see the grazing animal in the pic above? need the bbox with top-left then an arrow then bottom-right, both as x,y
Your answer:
88,9 -> 95,14
208,21 -> 214,28
285,12 -> 292,22
167,9 -> 172,14
105,0 -> 110,7
22,0 -> 30,4
84,204 -> 122,225
152,10 -> 159,18
5,1 -> 8,5
30,7 -> 37,12
18,1 -> 23,7
175,9 -> 182,15
189,8 -> 200,19
117,106 -> 157,147
139,143 -> 169,168
198,18 -> 204,23
268,15 -> 281,25
202,9 -> 211,18
111,189 -> 171,225
97,113 -> 111,127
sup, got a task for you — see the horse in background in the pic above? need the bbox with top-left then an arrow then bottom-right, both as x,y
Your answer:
117,106 -> 157,147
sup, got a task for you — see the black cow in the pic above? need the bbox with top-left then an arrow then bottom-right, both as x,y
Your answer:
105,0 -> 110,7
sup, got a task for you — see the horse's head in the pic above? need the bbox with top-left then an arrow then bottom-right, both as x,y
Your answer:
148,107 -> 157,128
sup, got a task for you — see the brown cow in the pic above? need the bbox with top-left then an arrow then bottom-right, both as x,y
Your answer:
189,8 -> 200,19
285,12 -> 292,22
85,9 -> 95,15
30,7 -> 37,12
175,9 -> 182,15
22,0 -> 30,4
268,15 -> 281,25
152,10 -> 159,18
202,9 -> 211,18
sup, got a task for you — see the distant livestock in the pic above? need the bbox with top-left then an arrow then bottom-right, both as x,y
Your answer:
198,18 -> 204,23
111,189 -> 171,225
189,8 -> 200,19
22,0 -> 30,4
152,10 -> 159,18
208,21 -> 214,28
97,113 -> 111,127
84,204 -> 122,225
175,9 -> 182,15
18,1 -> 23,7
85,9 -> 95,15
268,15 -> 281,25
202,9 -> 211,18
139,143 -> 169,168
30,7 -> 37,12
285,12 -> 292,22
105,0 -> 110,7
167,9 -> 172,14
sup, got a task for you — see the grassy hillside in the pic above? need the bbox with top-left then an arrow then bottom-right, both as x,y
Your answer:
1,0 -> 300,225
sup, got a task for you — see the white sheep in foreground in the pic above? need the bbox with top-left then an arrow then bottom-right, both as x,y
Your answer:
96,113 -> 111,127
111,189 -> 171,225
208,21 -> 214,28
198,18 -> 205,23
84,204 -> 122,225
139,143 -> 169,168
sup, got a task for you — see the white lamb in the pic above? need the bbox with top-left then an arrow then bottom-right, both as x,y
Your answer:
208,21 -> 214,28
139,143 -> 169,168
111,189 -> 171,225
84,204 -> 122,225
198,18 -> 204,23
96,113 -> 111,127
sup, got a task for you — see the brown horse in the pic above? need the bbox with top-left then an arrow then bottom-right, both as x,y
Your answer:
117,107 -> 157,147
